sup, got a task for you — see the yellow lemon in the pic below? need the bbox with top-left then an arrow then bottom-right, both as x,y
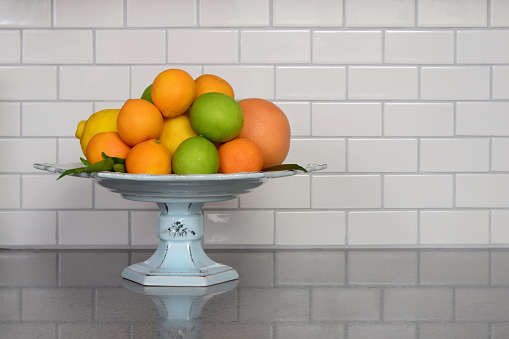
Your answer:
75,109 -> 120,156
159,112 -> 197,155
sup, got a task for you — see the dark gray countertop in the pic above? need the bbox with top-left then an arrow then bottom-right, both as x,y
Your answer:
1,248 -> 509,338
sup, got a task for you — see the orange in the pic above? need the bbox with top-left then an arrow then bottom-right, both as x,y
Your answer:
125,139 -> 172,175
237,98 -> 291,169
117,99 -> 164,146
218,138 -> 264,174
151,69 -> 196,118
85,131 -> 132,164
195,74 -> 234,99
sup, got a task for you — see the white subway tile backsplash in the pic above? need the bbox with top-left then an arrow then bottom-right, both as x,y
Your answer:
58,211 -> 128,245
345,0 -> 415,27
273,0 -> 343,27
0,211 -> 56,245
131,211 -> 159,246
59,66 -> 130,100
457,30 -> 509,64
420,211 -> 490,244
493,66 -> 509,99
313,31 -> 382,64
348,211 -> 418,245
22,103 -> 92,137
241,30 -> 310,64
169,30 -> 238,64
348,139 -> 417,172
420,138 -> 490,172
492,210 -> 509,244
420,251 -> 490,285
456,174 -> 509,208
418,0 -> 488,27
457,102 -> 509,136
276,66 -> 346,100
0,66 -> 56,100
204,211 -> 274,245
385,31 -> 454,64
384,175 -> 453,208
0,103 -> 21,136
421,67 -> 490,100
96,30 -> 166,64
0,30 -> 20,63
491,0 -> 509,27
348,67 -> 418,100
312,175 -> 382,208
285,138 -> 345,172
312,102 -> 382,137
240,175 -> 310,208
127,0 -> 197,27
384,103 -> 454,136
492,138 -> 509,172
23,30 -> 93,64
54,0 -> 123,28
0,0 -> 50,27
201,0 -> 269,27
275,102 -> 311,136
0,175 -> 20,208
0,139 -> 56,173
57,138 -> 85,164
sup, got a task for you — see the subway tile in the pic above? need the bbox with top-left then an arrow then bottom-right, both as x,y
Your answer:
0,0 -> 50,27
348,139 -> 418,172
276,66 -> 346,100
384,175 -> 453,208
23,30 -> 93,64
0,175 -> 20,208
345,0 -> 415,27
420,138 -> 490,172
420,211 -> 490,245
57,138 -> 85,164
201,0 -> 269,27
275,251 -> 345,285
385,31 -> 454,64
127,0 -> 196,27
384,288 -> 453,321
203,198 -> 238,209
384,103 -> 454,137
204,65 -> 274,100
275,102 -> 311,136
54,0 -> 123,27
168,30 -> 238,64
0,289 -> 19,320
240,175 -> 310,208
22,102 -> 92,137
491,251 -> 509,284
418,0 -> 488,27
312,175 -> 382,208
420,251 -> 489,285
0,211 -> 56,246
456,174 -> 509,208
491,210 -> 509,244
22,288 -> 93,321
240,288 -> 310,321
130,211 -> 159,246
58,211 -> 128,245
347,251 -> 418,285
96,30 -> 166,64
285,138 -> 346,173
493,66 -> 509,99
312,288 -> 380,321
456,102 -> 509,136
275,211 -> 346,246
348,324 -> 416,339
241,30 -> 310,64
0,324 -> 56,339
0,66 -> 56,100
0,30 -> 20,63
348,67 -> 418,100
347,211 -> 418,245
491,0 -> 509,27
457,30 -> 509,64
0,252 -> 56,287
59,66 -> 130,100
312,102 -> 382,137
273,0 -> 343,27
22,174 -> 93,209
419,323 -> 489,339
0,103 -> 20,136
421,67 -> 490,100
456,288 -> 509,321
313,31 -> 382,64
204,211 -> 274,245
0,139 -> 56,173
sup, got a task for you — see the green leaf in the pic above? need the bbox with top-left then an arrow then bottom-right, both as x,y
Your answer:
113,163 -> 126,173
262,164 -> 308,173
57,154 -> 124,180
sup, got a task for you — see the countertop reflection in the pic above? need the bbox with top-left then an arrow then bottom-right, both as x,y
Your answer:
2,248 -> 509,338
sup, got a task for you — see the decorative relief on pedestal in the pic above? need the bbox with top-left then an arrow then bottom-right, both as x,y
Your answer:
163,221 -> 196,238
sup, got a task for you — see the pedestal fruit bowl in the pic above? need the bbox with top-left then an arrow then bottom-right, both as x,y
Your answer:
34,162 -> 326,286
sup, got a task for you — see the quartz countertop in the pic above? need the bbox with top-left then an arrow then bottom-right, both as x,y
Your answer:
1,248 -> 509,338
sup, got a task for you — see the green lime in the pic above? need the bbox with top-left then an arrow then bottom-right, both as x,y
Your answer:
172,136 -> 219,174
189,92 -> 243,143
141,84 -> 153,104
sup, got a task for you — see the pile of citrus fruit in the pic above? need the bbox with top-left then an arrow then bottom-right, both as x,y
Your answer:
74,68 -> 291,175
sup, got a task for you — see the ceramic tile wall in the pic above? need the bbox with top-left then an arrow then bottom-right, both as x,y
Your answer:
0,0 -> 508,248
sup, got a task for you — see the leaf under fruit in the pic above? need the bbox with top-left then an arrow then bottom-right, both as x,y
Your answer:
262,164 -> 307,173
